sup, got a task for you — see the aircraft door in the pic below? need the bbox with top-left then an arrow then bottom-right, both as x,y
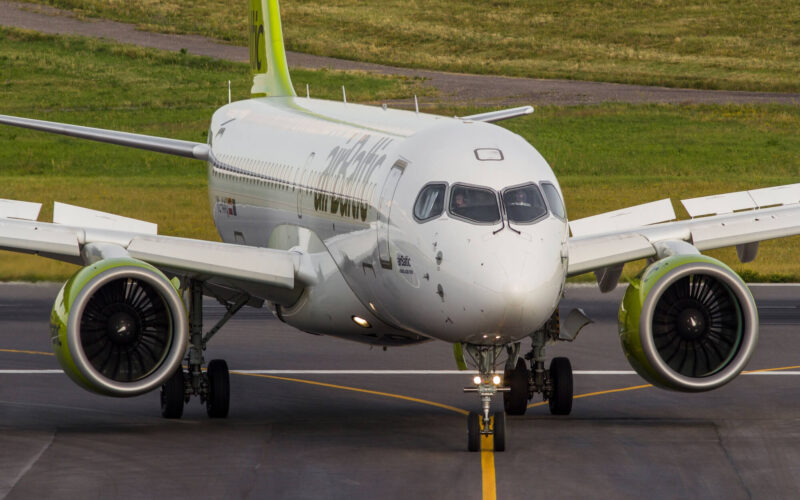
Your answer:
377,160 -> 406,269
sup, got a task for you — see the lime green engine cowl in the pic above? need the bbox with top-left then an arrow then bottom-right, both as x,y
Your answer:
618,254 -> 758,392
50,257 -> 188,397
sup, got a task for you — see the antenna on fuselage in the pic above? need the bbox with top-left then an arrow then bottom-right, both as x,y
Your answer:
342,86 -> 347,104
414,95 -> 419,115
227,80 -> 231,104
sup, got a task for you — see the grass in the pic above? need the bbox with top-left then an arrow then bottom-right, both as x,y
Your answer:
19,0 -> 800,93
1,28 -> 799,282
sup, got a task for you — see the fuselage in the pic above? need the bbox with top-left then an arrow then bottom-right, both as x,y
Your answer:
206,96 -> 568,346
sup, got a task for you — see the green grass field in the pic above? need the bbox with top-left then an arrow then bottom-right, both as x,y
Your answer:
1,28 -> 799,282
21,0 -> 800,92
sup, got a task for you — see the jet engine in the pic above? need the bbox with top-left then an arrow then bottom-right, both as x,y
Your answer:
50,258 -> 188,397
619,254 -> 758,392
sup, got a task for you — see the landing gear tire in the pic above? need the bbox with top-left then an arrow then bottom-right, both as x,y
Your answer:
503,358 -> 530,416
548,357 -> 573,416
206,359 -> 230,418
493,412 -> 506,452
161,367 -> 185,419
467,411 -> 481,452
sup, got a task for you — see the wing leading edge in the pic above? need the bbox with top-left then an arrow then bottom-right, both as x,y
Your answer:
568,185 -> 800,277
0,208 -> 312,307
0,114 -> 210,161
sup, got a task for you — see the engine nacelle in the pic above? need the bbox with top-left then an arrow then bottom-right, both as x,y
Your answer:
619,254 -> 758,392
50,258 -> 188,397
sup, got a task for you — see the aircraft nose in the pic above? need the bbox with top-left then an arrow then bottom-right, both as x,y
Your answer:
456,237 -> 564,342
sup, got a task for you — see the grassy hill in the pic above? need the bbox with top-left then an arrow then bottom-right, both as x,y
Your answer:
1,28 -> 799,281
20,0 -> 800,92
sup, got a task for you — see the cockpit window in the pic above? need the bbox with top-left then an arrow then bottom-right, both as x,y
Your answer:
449,185 -> 501,224
502,184 -> 548,224
541,182 -> 566,220
413,183 -> 446,222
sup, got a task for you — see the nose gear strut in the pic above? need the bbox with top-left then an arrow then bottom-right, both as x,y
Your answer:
462,344 -> 509,452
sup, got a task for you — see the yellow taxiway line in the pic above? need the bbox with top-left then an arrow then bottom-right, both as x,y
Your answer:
0,348 -> 53,356
234,372 -> 469,415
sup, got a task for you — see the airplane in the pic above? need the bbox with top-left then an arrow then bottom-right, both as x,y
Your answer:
2,0 -> 800,452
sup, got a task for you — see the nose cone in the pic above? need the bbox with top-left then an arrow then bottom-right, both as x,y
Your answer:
439,230 -> 565,345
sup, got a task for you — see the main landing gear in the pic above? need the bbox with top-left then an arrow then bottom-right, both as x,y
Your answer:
160,279 -> 248,419
503,316 -> 574,418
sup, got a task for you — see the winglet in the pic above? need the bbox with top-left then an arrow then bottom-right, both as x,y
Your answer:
249,0 -> 296,97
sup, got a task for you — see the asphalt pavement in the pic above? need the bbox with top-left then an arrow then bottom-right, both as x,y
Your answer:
1,283 -> 800,499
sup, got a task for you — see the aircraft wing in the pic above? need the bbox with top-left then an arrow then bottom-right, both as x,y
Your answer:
0,114 -> 210,160
567,184 -> 800,278
0,202 -> 312,307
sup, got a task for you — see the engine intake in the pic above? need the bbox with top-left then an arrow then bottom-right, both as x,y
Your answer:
51,258 -> 188,396
619,254 -> 758,392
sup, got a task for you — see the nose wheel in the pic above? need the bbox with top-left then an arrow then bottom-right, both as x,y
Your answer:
463,344 -> 508,452
467,412 -> 505,452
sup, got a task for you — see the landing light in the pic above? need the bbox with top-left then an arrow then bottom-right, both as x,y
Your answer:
351,316 -> 371,328
473,375 -> 482,385
492,375 -> 502,385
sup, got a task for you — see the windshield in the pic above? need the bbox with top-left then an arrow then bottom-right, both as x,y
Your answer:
414,183 -> 446,221
541,183 -> 566,219
449,185 -> 501,224
502,184 -> 548,223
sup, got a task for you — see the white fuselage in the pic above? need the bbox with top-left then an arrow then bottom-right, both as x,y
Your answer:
206,96 -> 568,346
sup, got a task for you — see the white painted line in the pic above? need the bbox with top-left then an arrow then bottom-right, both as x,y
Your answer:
1,369 -> 798,376
574,370 -> 637,375
235,370 -> 477,375
0,370 -> 63,374
744,371 -> 800,375
239,370 -> 638,375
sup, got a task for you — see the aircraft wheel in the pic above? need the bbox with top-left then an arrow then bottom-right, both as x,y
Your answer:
548,357 -> 573,416
206,359 -> 230,418
493,412 -> 506,452
160,367 -> 185,419
503,358 -> 529,415
467,411 -> 481,452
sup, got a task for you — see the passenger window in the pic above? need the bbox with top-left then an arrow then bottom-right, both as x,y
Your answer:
413,183 -> 446,222
450,185 -> 501,224
502,184 -> 548,223
541,183 -> 566,219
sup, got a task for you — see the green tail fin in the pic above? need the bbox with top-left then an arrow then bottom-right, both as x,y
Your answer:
249,0 -> 296,97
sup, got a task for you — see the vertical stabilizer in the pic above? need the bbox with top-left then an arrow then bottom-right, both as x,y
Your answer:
249,0 -> 296,97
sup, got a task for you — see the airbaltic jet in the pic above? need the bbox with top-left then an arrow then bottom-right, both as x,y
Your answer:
2,0 -> 800,452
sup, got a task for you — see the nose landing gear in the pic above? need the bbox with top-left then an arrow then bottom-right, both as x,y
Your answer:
463,344 -> 508,452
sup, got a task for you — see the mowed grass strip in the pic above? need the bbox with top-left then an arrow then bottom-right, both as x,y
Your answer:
1,29 -> 799,281
18,0 -> 800,93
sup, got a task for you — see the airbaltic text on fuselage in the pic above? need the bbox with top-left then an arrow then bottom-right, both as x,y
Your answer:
313,134 -> 393,222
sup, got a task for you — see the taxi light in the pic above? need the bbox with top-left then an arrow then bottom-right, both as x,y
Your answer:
473,375 -> 482,385
492,375 -> 502,385
351,316 -> 371,328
